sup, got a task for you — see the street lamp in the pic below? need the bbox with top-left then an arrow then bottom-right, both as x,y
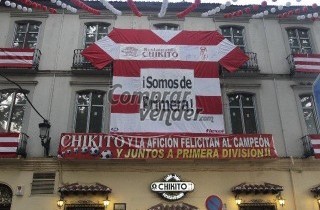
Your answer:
39,120 -> 51,157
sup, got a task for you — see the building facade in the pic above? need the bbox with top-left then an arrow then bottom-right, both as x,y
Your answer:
0,1 -> 320,210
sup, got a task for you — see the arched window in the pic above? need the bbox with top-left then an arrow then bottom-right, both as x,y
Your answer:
220,26 -> 245,51
12,20 -> 41,49
74,90 -> 106,133
153,23 -> 180,30
0,184 -> 13,210
0,89 -> 28,133
286,28 -> 312,54
84,22 -> 110,48
299,94 -> 319,134
228,93 -> 258,134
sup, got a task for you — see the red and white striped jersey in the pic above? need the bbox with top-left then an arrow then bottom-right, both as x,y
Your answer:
82,28 -> 248,133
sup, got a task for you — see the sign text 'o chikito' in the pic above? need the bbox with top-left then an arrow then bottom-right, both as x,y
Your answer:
151,174 -> 194,201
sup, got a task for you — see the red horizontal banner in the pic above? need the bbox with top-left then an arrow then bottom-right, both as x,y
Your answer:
58,133 -> 278,160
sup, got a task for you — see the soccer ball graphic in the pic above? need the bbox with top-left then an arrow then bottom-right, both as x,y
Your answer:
73,148 -> 79,154
90,147 -> 100,155
66,149 -> 71,154
81,146 -> 88,153
100,150 -> 112,159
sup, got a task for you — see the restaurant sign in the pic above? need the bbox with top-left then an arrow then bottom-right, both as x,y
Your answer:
58,133 -> 278,159
151,174 -> 194,201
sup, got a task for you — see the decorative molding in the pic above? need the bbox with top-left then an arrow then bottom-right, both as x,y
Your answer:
148,15 -> 185,21
10,12 -> 49,18
222,83 -> 261,88
70,81 -> 112,86
79,13 -> 117,20
0,81 -> 38,86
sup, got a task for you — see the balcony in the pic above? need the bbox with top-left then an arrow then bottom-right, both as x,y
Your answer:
0,132 -> 28,158
0,48 -> 41,73
72,49 -> 113,76
301,135 -> 320,158
220,52 -> 259,77
286,53 -> 320,77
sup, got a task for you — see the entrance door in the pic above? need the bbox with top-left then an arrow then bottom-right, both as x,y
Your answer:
239,205 -> 276,210
66,205 -> 104,210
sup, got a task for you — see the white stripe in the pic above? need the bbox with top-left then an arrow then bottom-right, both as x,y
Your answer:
0,51 -> 34,56
295,65 -> 320,70
96,36 -> 120,60
110,113 -> 225,133
0,59 -> 33,64
0,137 -> 19,143
112,76 -> 221,96
314,149 -> 320,154
0,147 -> 16,153
294,57 -> 320,62
96,37 -> 235,62
311,139 -> 320,145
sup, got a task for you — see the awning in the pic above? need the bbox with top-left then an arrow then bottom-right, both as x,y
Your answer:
58,183 -> 111,195
232,182 -> 283,195
148,203 -> 198,210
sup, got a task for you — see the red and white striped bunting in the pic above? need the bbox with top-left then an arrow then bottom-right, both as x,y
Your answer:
0,48 -> 35,68
293,54 -> 320,73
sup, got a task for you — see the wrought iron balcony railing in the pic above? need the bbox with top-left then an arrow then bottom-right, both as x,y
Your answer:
17,133 -> 28,158
301,135 -> 317,158
220,52 -> 259,76
72,49 -> 112,75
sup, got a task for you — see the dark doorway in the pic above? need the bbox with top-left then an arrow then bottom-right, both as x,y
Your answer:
66,204 -> 104,210
239,204 -> 276,210
0,184 -> 12,210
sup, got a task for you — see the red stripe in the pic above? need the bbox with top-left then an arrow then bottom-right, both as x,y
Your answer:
295,61 -> 320,66
0,142 -> 18,147
219,47 -> 249,72
109,28 -> 225,45
81,43 -> 113,70
0,63 -> 33,68
0,48 -> 35,52
309,134 -> 320,139
113,61 -> 219,78
196,96 -> 222,114
293,54 -> 320,58
0,133 -> 20,137
295,68 -> 320,73
0,55 -> 33,60
111,94 -> 140,113
0,153 -> 17,158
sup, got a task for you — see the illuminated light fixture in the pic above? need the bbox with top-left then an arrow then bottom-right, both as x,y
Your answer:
235,195 -> 242,205
277,193 -> 285,207
103,195 -> 110,207
57,197 -> 64,208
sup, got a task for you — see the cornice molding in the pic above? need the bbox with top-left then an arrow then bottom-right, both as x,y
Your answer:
0,157 -> 319,172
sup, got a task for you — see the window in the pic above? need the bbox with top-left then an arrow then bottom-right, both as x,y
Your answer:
84,22 -> 110,48
74,90 -> 105,133
287,28 -> 312,54
153,23 -> 180,30
0,184 -> 12,210
300,94 -> 319,134
220,26 -> 245,51
228,93 -> 258,134
12,21 -> 41,49
31,172 -> 55,194
0,89 -> 28,133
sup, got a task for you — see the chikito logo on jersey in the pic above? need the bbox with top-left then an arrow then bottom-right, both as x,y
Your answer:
121,47 -> 139,57
142,47 -> 178,59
